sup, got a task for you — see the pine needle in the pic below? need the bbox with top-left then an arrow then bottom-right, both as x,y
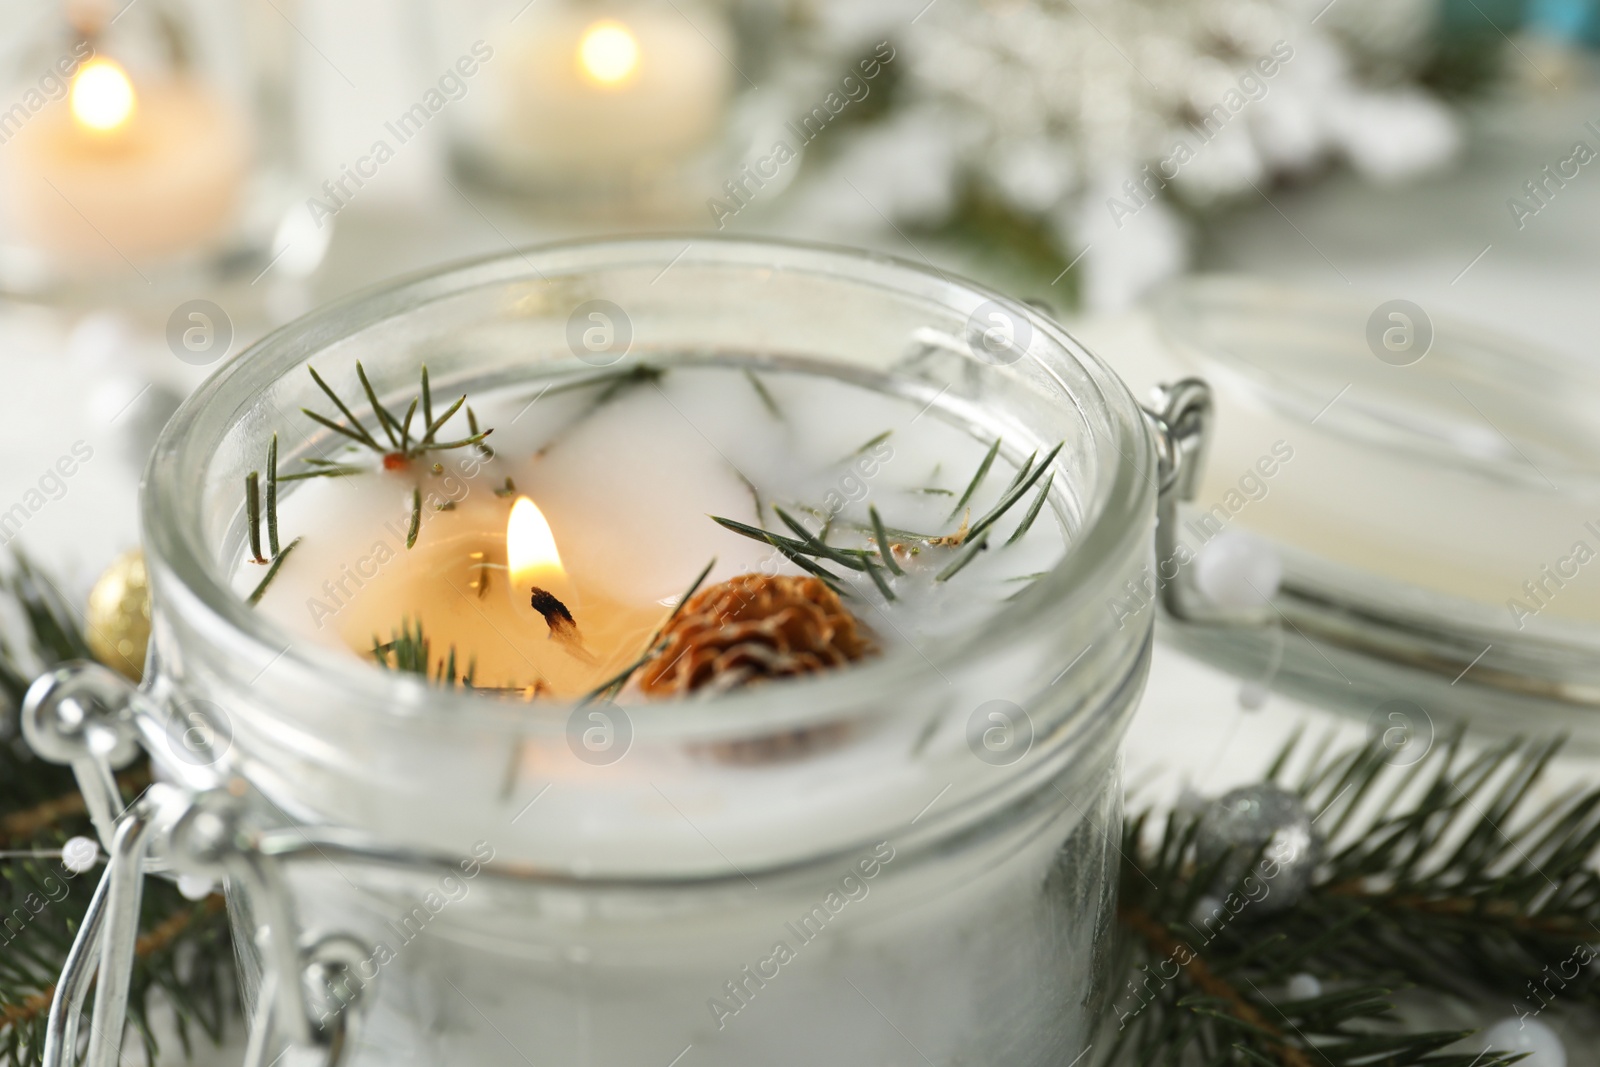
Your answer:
862,555 -> 896,600
266,435 -> 280,558
1005,473 -> 1053,546
245,471 -> 264,563
948,436 -> 1002,521
935,532 -> 989,581
869,505 -> 904,576
745,369 -> 784,420
247,537 -> 301,605
578,557 -> 717,705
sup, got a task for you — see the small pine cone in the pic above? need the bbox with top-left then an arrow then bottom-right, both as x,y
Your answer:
639,573 -> 877,697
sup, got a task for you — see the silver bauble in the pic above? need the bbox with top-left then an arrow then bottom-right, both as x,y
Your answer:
1195,784 -> 1318,912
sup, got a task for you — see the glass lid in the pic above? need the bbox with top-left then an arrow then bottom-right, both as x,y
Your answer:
1099,275 -> 1600,742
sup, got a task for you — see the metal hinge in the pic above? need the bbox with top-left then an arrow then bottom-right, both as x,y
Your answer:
22,663 -> 367,1067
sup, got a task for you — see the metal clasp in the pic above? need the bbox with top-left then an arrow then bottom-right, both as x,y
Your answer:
1146,378 -> 1211,620
1144,378 -> 1274,625
22,664 -> 367,1067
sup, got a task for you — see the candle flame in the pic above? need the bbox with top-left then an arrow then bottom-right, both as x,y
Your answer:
70,59 -> 136,133
577,20 -> 640,86
507,496 -> 565,586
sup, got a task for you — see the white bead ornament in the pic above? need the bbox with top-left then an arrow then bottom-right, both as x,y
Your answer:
1194,529 -> 1283,609
60,835 -> 100,874
177,873 -> 217,901
1285,973 -> 1322,1000
1481,1017 -> 1565,1067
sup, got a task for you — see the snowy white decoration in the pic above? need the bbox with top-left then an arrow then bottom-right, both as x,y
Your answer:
788,0 -> 1458,309
61,835 -> 100,874
1194,529 -> 1283,609
1285,972 -> 1322,1000
178,873 -> 218,901
1480,1016 -> 1567,1067
1237,679 -> 1269,710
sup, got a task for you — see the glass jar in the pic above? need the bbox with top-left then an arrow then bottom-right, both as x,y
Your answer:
1101,275 -> 1600,747
46,239 -> 1172,1066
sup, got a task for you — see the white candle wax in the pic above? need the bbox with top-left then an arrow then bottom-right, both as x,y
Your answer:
0,60 -> 247,265
248,363 -> 1065,697
469,7 -> 734,178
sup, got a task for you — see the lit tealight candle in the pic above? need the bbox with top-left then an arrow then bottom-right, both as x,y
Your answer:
69,59 -> 136,134
0,52 -> 247,267
577,20 -> 641,87
469,5 -> 734,180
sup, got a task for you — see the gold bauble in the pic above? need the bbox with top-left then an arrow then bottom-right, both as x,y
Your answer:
86,548 -> 151,681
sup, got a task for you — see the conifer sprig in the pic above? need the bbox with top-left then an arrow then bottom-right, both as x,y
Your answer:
1105,731 -> 1600,1067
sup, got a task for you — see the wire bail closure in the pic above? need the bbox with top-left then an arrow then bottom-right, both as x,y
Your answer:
1144,377 -> 1276,626
22,662 -> 367,1067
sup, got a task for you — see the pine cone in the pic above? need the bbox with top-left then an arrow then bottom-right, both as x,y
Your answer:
639,573 -> 877,697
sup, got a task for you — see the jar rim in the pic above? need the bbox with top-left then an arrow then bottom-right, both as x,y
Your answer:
141,235 -> 1158,736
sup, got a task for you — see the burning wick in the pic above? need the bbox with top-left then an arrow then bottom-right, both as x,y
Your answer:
508,496 -> 594,662
529,586 -> 577,639
529,585 -> 594,663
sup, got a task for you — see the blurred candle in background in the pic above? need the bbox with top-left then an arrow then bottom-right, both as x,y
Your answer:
460,2 -> 734,194
0,52 -> 248,268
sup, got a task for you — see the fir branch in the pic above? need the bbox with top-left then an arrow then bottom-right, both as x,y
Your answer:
372,618 -> 476,688
0,552 -> 237,1067
406,489 -> 421,549
307,366 -> 384,451
302,363 -> 492,463
1,771 -> 149,847
1106,731 -> 1599,1067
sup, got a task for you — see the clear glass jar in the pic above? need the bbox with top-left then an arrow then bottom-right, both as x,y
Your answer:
137,238 -> 1162,1065
1124,275 -> 1600,746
